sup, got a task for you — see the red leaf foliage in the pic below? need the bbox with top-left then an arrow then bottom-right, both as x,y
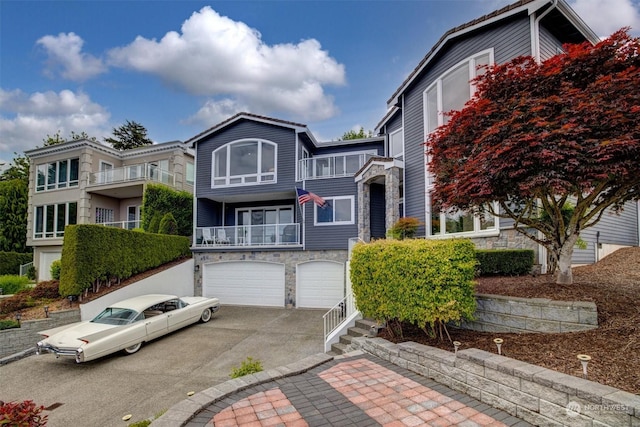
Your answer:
427,29 -> 640,214
0,400 -> 48,426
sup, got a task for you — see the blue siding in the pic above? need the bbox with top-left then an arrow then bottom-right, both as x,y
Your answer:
302,178 -> 358,250
195,120 -> 297,199
400,16 -> 532,231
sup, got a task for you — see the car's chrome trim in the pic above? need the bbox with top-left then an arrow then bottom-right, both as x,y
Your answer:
37,343 -> 83,362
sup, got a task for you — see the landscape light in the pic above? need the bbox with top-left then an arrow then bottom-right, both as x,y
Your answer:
44,306 -> 49,318
577,354 -> 591,379
493,338 -> 504,355
453,341 -> 461,356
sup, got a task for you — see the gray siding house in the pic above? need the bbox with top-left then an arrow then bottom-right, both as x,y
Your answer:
189,0 -> 639,308
374,0 -> 639,270
188,113 -> 384,308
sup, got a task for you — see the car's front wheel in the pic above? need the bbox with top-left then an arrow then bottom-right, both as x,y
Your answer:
123,342 -> 142,355
200,308 -> 212,323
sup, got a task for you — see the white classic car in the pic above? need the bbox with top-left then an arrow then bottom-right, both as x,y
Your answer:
36,294 -> 220,363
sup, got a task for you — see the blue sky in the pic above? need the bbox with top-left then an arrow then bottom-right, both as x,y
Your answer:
1,0 -> 639,168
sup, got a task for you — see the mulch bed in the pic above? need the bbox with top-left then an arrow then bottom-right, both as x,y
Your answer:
378,247 -> 640,395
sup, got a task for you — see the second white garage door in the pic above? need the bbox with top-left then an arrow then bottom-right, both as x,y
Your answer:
203,261 -> 285,307
296,261 -> 345,308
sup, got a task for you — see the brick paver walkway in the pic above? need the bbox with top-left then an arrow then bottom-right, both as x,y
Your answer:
186,354 -> 532,427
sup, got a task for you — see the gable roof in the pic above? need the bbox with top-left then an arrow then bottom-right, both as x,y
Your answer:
378,0 -> 598,130
185,112 -> 316,147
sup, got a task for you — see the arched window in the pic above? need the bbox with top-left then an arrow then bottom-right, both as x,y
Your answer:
212,139 -> 277,187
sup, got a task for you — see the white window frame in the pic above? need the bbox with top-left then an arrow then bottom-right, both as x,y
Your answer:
99,161 -> 114,184
314,195 -> 355,226
36,158 -> 79,192
389,129 -> 404,160
423,49 -> 499,237
95,207 -> 114,224
33,202 -> 78,239
211,139 -> 277,187
186,162 -> 194,185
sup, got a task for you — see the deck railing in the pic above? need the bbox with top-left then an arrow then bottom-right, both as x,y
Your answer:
99,220 -> 141,230
298,153 -> 374,180
195,224 -> 300,247
89,163 -> 174,187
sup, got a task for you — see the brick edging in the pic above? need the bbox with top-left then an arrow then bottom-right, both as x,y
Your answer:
150,353 -> 335,427
349,337 -> 640,427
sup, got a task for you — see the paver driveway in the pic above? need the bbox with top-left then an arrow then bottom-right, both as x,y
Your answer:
1,306 -> 324,427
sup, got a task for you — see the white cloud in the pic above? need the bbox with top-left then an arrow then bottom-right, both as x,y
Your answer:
37,32 -> 107,81
107,6 -> 346,125
569,0 -> 640,37
0,89 -> 111,154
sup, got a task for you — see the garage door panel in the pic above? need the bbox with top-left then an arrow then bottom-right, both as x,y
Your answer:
204,262 -> 284,307
297,261 -> 344,309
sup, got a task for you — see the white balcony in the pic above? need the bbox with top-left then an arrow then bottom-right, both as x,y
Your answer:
99,220 -> 141,230
89,163 -> 174,187
298,153 -> 374,180
195,224 -> 300,248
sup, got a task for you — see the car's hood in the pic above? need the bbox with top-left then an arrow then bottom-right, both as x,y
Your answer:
44,322 -> 116,348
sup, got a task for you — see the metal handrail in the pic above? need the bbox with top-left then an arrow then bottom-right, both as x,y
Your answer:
99,220 -> 141,230
19,261 -> 33,277
89,163 -> 174,187
298,153 -> 374,180
323,291 -> 357,344
195,224 -> 300,247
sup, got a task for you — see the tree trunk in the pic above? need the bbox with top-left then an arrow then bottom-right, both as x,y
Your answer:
556,234 -> 579,285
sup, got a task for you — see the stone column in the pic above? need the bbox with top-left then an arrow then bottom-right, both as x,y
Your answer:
385,166 -> 401,233
357,180 -> 370,242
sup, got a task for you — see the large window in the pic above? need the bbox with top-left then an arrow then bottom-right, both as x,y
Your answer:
95,207 -> 114,224
389,129 -> 404,160
36,158 -> 79,191
186,162 -> 194,185
212,139 -> 277,187
315,196 -> 354,225
34,202 -> 77,238
425,50 -> 497,236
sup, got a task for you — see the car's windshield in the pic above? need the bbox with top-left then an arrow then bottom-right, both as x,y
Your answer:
91,307 -> 139,325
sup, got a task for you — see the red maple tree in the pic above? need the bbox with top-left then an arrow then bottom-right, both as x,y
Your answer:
427,29 -> 640,284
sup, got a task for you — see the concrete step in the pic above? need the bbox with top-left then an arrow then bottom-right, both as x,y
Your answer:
347,326 -> 370,337
339,334 -> 355,345
355,318 -> 377,330
331,342 -> 349,355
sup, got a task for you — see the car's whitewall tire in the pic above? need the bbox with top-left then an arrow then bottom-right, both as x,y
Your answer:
123,342 -> 142,354
200,308 -> 212,323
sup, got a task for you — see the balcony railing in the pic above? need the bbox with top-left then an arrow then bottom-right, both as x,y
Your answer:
89,163 -> 174,187
195,224 -> 300,248
99,220 -> 141,230
298,153 -> 374,180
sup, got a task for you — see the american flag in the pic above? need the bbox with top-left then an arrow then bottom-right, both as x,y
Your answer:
296,188 -> 327,208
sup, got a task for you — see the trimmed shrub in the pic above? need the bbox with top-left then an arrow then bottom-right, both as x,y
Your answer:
0,400 -> 48,426
30,280 -> 60,299
0,252 -> 32,275
50,260 -> 61,280
59,225 -> 190,297
0,275 -> 30,295
387,217 -> 423,240
230,357 -> 263,378
0,290 -> 36,315
147,213 -> 161,234
0,319 -> 20,330
351,239 -> 477,340
475,249 -> 534,276
141,184 -> 192,236
158,212 -> 178,235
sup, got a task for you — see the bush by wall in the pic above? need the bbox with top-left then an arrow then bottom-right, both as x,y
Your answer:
350,239 -> 477,339
0,275 -> 30,295
0,252 -> 32,275
59,225 -> 190,297
475,249 -> 534,276
0,281 -> 59,315
158,212 -> 178,235
50,259 -> 61,280
141,184 -> 192,236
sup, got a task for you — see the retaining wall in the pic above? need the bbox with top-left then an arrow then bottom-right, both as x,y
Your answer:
462,293 -> 598,333
350,337 -> 640,427
0,309 -> 80,362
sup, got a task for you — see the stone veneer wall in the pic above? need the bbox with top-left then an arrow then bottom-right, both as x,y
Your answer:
462,294 -> 598,333
350,337 -> 640,427
192,249 -> 348,305
0,309 -> 80,361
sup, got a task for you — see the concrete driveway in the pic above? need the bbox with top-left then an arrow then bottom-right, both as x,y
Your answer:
1,306 -> 325,427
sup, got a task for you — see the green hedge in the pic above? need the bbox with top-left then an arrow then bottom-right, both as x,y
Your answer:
0,252 -> 32,275
141,184 -> 192,236
0,275 -> 30,295
59,225 -> 190,297
350,239 -> 477,338
475,249 -> 534,276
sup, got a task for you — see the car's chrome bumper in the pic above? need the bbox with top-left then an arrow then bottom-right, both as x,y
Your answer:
36,342 -> 85,363
211,304 -> 220,313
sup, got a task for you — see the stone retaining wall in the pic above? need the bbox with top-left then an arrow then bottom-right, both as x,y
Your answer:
0,309 -> 80,362
461,294 -> 598,333
350,337 -> 640,427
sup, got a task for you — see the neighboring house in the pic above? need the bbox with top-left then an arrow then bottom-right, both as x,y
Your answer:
188,113 -> 384,308
373,0 -> 639,269
189,0 -> 639,308
25,139 -> 194,280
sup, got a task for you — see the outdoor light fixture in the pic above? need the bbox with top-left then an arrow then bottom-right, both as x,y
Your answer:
577,354 -> 591,379
15,311 -> 22,325
453,341 -> 461,356
68,295 -> 74,307
493,338 -> 504,355
44,306 -> 49,318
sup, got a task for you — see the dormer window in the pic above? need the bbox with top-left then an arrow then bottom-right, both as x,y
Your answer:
212,139 -> 277,187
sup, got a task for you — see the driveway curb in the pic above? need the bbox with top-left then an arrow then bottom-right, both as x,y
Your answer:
150,352 -> 335,427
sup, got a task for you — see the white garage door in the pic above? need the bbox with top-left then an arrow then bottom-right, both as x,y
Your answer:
203,261 -> 285,307
40,251 -> 61,281
297,261 -> 345,308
